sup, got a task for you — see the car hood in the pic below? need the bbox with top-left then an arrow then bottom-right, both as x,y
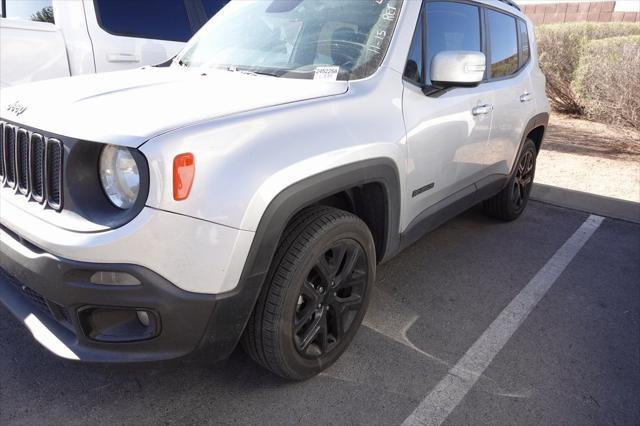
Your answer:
0,67 -> 349,147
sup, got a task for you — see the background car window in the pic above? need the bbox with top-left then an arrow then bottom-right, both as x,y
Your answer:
404,11 -> 424,85
518,19 -> 530,66
425,2 -> 481,85
487,10 -> 519,78
94,0 -> 192,42
201,0 -> 230,18
2,0 -> 54,23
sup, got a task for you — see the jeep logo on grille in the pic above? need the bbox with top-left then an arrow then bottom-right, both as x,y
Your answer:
7,101 -> 27,116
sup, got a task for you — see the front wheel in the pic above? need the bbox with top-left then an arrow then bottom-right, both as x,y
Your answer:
242,206 -> 376,380
482,138 -> 537,221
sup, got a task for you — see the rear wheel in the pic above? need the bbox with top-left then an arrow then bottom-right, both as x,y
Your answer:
482,138 -> 537,221
242,206 -> 376,380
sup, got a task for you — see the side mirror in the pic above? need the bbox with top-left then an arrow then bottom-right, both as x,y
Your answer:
431,51 -> 486,88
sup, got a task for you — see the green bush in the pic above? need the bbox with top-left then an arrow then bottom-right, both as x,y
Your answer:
536,23 -> 640,114
573,35 -> 640,130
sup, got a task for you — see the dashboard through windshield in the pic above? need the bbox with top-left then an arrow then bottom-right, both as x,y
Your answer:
176,0 -> 404,80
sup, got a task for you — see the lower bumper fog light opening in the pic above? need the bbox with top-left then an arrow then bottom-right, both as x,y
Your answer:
78,307 -> 160,343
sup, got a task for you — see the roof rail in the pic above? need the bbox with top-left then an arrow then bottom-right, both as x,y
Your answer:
497,0 -> 522,11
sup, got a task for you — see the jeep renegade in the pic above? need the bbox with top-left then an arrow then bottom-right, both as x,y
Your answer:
0,0 -> 549,380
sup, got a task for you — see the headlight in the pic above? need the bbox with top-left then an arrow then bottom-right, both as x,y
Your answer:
99,145 -> 140,209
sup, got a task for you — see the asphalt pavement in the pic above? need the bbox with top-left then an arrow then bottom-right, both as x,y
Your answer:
1,197 -> 638,425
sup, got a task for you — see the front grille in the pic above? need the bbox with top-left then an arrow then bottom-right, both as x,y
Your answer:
30,134 -> 45,202
4,124 -> 16,186
0,268 -> 72,327
17,129 -> 29,194
46,139 -> 63,209
0,122 -> 63,211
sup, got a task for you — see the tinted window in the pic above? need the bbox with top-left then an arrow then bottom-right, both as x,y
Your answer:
201,0 -> 230,18
518,19 -> 530,65
487,10 -> 518,78
425,2 -> 481,85
404,11 -> 424,85
95,0 -> 192,42
4,0 -> 54,23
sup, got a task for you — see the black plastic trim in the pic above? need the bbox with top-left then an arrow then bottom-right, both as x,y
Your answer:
509,112 -> 549,178
0,222 -> 218,362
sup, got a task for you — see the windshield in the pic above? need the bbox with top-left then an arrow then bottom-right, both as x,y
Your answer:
176,0 -> 403,80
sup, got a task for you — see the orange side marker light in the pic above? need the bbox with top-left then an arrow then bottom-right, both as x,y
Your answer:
173,153 -> 195,201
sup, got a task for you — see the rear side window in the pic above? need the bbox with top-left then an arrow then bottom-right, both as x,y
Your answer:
94,0 -> 192,42
425,2 -> 481,85
518,19 -> 531,66
2,0 -> 54,23
487,9 -> 518,78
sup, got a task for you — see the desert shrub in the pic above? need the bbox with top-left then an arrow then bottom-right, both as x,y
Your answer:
536,23 -> 640,114
573,35 -> 640,130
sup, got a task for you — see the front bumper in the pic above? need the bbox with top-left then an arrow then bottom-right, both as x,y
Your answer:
0,223 -> 258,362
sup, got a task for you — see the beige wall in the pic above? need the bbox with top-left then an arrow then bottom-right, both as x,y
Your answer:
521,1 -> 640,24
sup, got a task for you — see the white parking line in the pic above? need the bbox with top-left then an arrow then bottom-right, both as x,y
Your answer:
402,214 -> 605,426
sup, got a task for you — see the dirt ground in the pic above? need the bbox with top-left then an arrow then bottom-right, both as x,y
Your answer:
536,114 -> 640,203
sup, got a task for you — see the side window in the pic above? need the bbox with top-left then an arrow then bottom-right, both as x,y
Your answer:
518,19 -> 531,66
487,10 -> 519,78
201,0 -> 230,18
3,0 -> 54,23
94,0 -> 192,42
425,2 -> 481,85
404,11 -> 424,85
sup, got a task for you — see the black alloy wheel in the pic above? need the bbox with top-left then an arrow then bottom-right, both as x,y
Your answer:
242,206 -> 375,380
293,240 -> 367,359
481,138 -> 538,221
512,149 -> 535,210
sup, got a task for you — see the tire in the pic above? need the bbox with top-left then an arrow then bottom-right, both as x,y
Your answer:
482,138 -> 537,221
242,206 -> 376,380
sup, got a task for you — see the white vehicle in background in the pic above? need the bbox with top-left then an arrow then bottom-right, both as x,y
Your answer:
0,0 -> 228,87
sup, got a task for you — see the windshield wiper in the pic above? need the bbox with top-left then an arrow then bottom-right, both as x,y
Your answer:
216,65 -> 281,78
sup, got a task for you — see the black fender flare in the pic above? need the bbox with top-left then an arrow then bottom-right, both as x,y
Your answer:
199,158 -> 401,360
509,112 -> 550,178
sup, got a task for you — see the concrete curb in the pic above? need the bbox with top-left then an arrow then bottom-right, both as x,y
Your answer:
531,183 -> 640,224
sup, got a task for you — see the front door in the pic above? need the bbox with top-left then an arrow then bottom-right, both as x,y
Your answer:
402,1 -> 493,226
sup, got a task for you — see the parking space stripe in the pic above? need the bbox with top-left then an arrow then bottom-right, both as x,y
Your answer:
402,215 -> 605,426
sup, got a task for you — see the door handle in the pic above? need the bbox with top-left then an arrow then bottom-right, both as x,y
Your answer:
472,104 -> 494,116
520,92 -> 533,103
107,53 -> 141,63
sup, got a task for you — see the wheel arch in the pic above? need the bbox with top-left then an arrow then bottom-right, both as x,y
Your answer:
509,112 -> 549,178
247,158 -> 401,281
203,158 -> 401,359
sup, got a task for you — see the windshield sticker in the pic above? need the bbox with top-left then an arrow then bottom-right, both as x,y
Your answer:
314,66 -> 340,81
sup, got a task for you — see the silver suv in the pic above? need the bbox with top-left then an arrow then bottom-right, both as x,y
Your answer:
0,0 -> 549,380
